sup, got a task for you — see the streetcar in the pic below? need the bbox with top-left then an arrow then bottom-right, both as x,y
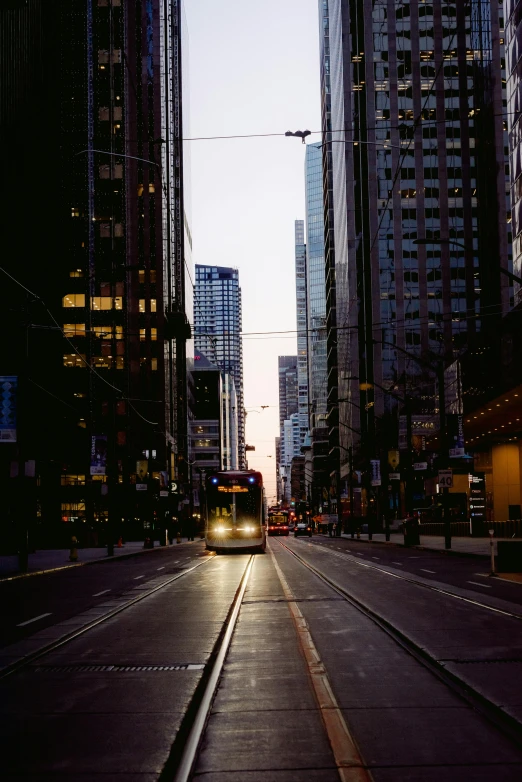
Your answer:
204,470 -> 266,553
267,507 -> 290,536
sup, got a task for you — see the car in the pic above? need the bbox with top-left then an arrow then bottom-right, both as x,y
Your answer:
294,520 -> 312,537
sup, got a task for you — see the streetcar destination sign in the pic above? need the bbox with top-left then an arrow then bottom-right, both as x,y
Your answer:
217,485 -> 249,493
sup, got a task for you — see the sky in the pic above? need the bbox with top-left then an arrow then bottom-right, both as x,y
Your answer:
185,0 -> 322,504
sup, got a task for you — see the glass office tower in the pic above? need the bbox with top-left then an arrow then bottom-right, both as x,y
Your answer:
507,0 -> 522,301
321,0 -> 511,479
305,143 -> 329,500
294,220 -> 309,447
194,265 -> 245,468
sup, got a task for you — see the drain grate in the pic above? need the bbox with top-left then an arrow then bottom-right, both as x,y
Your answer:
32,663 -> 205,673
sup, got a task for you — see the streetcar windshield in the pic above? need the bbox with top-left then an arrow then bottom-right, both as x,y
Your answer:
207,487 -> 261,524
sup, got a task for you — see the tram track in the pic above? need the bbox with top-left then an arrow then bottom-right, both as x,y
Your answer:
277,538 -> 522,750
0,555 -> 214,680
159,554 -> 255,782
309,539 -> 522,621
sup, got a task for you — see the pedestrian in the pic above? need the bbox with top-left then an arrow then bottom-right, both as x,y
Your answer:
328,517 -> 335,537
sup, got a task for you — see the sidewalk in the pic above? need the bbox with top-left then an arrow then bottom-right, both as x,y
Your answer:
338,531 -> 513,557
0,540 -> 179,579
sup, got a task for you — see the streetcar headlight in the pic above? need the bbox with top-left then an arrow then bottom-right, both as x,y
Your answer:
243,525 -> 253,533
214,525 -> 225,535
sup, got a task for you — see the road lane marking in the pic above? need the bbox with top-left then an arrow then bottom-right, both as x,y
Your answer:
17,613 -> 52,627
420,569 -> 436,574
92,589 -> 111,597
298,542 -> 522,619
372,557 -> 380,560
467,580 -> 491,588
474,573 -> 489,578
157,567 -> 165,571
134,575 -> 144,580
392,562 -> 403,566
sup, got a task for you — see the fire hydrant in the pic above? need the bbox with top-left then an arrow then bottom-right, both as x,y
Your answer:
69,536 -> 79,562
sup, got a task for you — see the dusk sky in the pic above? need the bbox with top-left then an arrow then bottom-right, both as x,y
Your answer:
185,0 -> 322,502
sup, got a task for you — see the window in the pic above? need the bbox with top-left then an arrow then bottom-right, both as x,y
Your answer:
61,475 -> 86,486
93,325 -> 123,339
151,358 -> 158,371
63,324 -> 86,337
63,354 -> 86,368
69,269 -> 83,278
91,297 -> 123,310
139,328 -> 146,341
92,356 -> 112,369
151,328 -> 157,341
139,299 -> 157,313
63,294 -> 85,308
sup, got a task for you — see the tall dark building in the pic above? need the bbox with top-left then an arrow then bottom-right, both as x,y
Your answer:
320,0 -> 511,491
194,264 -> 245,468
0,0 -> 192,548
507,0 -> 522,300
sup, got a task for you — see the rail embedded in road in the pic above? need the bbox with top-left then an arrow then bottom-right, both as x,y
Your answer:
160,554 -> 255,782
0,555 -> 214,680
278,538 -> 522,749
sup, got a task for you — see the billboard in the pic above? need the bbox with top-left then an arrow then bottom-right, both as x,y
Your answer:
0,376 -> 17,443
90,435 -> 107,475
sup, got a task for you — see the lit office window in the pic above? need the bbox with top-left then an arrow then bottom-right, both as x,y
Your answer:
63,294 -> 85,308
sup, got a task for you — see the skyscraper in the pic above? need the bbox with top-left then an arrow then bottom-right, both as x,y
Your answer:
0,0 -> 193,546
507,0 -> 522,300
305,143 -> 329,502
277,356 -> 298,503
194,265 -> 245,468
294,220 -> 309,447
320,0 -> 511,484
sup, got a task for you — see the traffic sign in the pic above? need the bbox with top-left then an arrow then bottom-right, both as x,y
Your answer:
438,469 -> 453,488
170,481 -> 178,493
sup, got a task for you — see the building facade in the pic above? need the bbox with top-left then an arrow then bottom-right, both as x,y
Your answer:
321,0 -> 511,495
294,220 -> 309,447
507,0 -> 522,301
194,265 -> 245,468
0,0 -> 193,549
191,351 -> 237,473
305,142 -> 330,505
277,356 -> 298,503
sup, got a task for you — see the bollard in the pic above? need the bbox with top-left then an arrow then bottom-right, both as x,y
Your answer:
69,536 -> 79,562
176,529 -> 181,544
489,529 -> 496,575
356,528 -> 360,540
117,536 -> 123,548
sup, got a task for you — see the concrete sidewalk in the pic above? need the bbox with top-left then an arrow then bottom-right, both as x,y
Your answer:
0,539 -> 188,579
337,531 -> 513,556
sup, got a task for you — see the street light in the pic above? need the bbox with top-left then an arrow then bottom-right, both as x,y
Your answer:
285,129 -> 312,143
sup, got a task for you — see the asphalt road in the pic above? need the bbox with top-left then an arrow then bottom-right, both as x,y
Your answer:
1,537 -> 522,780
0,540 -> 206,649
312,533 -> 522,607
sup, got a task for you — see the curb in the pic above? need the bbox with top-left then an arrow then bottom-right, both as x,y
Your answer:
0,539 -> 201,583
